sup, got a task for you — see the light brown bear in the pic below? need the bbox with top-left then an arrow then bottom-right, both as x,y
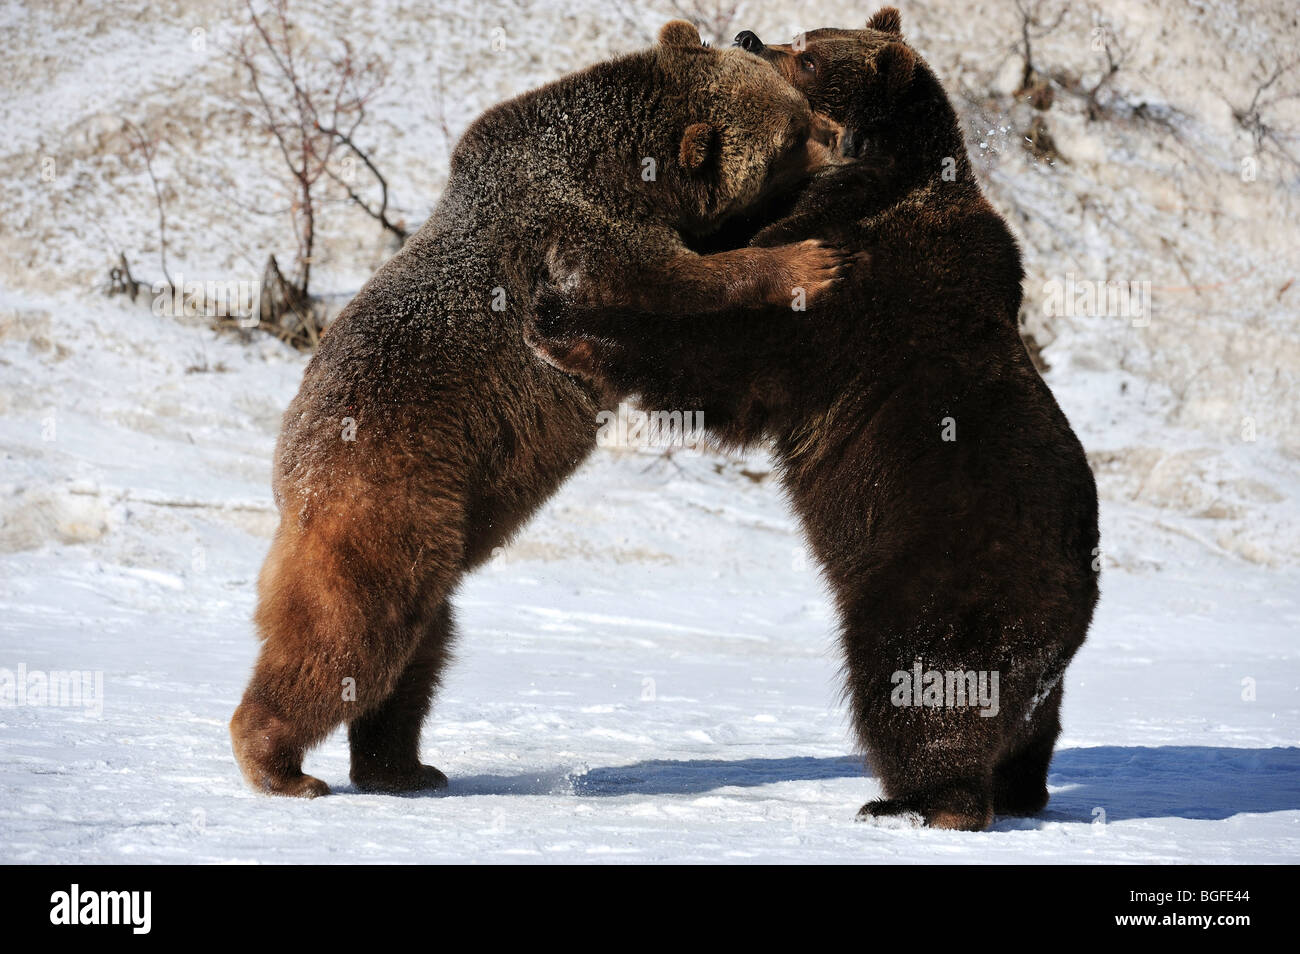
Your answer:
230,21 -> 848,797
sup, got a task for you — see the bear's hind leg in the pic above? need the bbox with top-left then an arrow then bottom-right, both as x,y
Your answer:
847,662 -> 999,831
992,683 -> 1062,817
349,601 -> 456,793
231,487 -> 463,797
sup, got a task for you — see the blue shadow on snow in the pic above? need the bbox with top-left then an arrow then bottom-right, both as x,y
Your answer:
440,746 -> 1300,823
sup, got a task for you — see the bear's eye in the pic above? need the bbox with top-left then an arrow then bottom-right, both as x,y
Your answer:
798,54 -> 816,74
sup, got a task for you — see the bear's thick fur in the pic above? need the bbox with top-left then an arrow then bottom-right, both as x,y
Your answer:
230,21 -> 848,798
528,9 -> 1100,831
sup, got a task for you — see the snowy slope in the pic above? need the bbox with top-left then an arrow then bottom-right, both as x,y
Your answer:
1,290 -> 1297,863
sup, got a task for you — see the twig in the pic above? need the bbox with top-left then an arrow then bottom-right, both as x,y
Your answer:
121,119 -> 173,290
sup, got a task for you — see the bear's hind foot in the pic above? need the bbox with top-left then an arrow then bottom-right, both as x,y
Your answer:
857,788 -> 994,832
231,700 -> 331,798
269,773 -> 331,798
351,763 -> 449,795
856,798 -> 925,828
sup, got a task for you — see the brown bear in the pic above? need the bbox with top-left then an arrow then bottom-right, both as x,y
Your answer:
527,9 -> 1100,831
230,21 -> 851,798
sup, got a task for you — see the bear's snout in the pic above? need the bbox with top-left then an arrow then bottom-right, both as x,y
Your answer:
734,30 -> 764,54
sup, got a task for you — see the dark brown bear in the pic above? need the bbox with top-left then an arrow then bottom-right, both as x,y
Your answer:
230,21 -> 850,798
527,8 -> 1100,831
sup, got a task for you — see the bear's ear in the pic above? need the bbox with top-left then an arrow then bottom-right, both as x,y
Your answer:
866,7 -> 902,34
868,41 -> 916,103
679,122 -> 718,172
659,20 -> 703,47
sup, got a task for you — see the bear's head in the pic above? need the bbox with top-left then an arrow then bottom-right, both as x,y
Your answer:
649,20 -> 848,233
732,8 -> 969,185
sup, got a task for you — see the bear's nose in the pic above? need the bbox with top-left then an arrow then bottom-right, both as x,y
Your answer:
734,30 -> 764,53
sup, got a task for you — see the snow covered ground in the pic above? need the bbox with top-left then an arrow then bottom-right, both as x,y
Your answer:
1,289 -> 1297,864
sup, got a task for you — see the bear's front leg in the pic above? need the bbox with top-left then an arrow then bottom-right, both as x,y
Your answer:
522,284 -> 633,395
633,241 -> 851,312
550,238 -> 851,317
